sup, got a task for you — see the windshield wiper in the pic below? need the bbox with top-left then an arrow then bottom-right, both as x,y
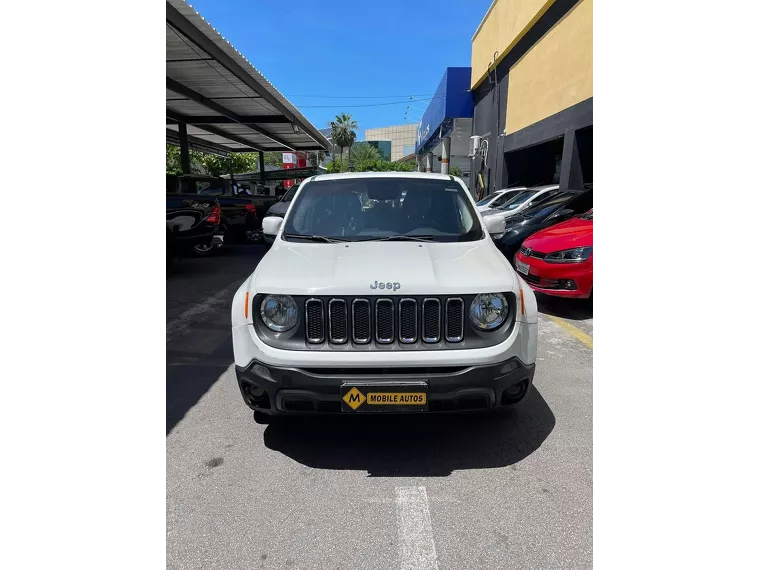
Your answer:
283,233 -> 348,243
362,235 -> 437,242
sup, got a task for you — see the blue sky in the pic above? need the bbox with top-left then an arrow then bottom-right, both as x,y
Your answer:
186,0 -> 493,139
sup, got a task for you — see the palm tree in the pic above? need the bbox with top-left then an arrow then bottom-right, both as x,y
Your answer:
330,113 -> 358,172
349,142 -> 381,170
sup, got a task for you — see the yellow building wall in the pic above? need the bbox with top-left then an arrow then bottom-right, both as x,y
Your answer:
505,0 -> 593,134
471,0 -> 557,89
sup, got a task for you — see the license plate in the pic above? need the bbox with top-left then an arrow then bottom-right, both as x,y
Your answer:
341,382 -> 428,412
516,259 -> 530,275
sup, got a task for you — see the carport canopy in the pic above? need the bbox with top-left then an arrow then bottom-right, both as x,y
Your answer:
166,0 -> 329,167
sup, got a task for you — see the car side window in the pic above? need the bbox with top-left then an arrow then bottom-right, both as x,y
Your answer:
529,190 -> 559,208
490,193 -> 510,208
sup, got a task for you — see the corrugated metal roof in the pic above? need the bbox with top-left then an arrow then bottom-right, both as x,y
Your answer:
166,0 -> 329,154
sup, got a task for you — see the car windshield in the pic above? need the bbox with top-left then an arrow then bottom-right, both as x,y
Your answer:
476,195 -> 497,206
283,177 -> 483,242
281,185 -> 299,202
498,190 -> 536,210
520,192 -> 579,218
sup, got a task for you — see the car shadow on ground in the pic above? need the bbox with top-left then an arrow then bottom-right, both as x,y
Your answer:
166,347 -> 232,435
535,292 -> 593,321
167,244 -> 267,434
262,387 -> 555,477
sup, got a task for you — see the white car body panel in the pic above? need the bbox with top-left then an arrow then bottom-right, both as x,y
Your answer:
476,188 -> 527,212
231,172 -> 538,371
251,240 -> 516,297
480,184 -> 560,227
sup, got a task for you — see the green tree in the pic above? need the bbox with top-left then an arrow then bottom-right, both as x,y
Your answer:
450,165 -> 463,177
166,144 -> 206,175
166,144 -> 256,176
330,113 -> 358,172
349,142 -> 381,170
263,152 -> 283,168
167,145 -> 288,176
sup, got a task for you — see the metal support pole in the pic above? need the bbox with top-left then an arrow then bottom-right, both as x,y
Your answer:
178,122 -> 190,174
440,136 -> 451,175
258,150 -> 266,186
425,153 -> 432,173
559,129 -> 583,190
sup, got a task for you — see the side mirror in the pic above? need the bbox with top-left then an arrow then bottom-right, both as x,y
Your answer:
262,216 -> 283,238
484,216 -> 505,238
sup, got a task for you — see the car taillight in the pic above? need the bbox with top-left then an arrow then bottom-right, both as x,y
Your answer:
245,203 -> 257,215
207,204 -> 221,225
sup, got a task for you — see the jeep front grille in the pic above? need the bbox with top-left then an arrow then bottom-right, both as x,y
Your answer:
398,298 -> 417,343
351,299 -> 371,344
375,299 -> 394,343
305,299 -> 325,343
304,296 -> 465,345
445,298 -> 464,342
422,298 -> 441,343
328,299 -> 348,344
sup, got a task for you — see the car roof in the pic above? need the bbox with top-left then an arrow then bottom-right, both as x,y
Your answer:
310,171 -> 455,182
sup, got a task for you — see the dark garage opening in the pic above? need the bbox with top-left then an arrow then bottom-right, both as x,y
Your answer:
576,125 -> 592,183
503,137 -> 564,188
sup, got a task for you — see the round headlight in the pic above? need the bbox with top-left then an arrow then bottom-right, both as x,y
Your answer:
469,293 -> 508,331
260,294 -> 298,332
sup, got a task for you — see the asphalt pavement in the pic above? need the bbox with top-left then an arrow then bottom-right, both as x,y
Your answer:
166,245 -> 593,569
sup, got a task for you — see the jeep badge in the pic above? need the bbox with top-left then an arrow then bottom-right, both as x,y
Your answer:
370,281 -> 400,291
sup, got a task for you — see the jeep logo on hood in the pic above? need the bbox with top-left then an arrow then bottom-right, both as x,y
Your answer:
370,281 -> 400,291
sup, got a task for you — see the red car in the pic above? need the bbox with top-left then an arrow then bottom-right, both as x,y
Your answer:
514,209 -> 593,299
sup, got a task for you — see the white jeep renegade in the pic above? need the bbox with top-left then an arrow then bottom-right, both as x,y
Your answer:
231,172 -> 538,419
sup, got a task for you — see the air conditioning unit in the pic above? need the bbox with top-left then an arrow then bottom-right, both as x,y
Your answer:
468,135 -> 482,157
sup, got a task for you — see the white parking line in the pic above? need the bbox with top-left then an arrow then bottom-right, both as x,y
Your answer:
395,486 -> 439,570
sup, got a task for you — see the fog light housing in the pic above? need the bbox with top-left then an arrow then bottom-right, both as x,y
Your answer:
502,380 -> 528,404
561,279 -> 577,290
252,364 -> 272,380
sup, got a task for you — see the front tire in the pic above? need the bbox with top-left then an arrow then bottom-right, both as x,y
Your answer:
193,243 -> 217,257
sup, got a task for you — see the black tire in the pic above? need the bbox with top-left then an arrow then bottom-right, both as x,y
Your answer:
253,410 -> 273,425
193,243 -> 217,257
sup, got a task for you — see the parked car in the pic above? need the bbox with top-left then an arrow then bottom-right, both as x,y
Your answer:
496,188 -> 593,262
231,172 -> 538,421
475,187 -> 527,212
514,209 -> 593,299
262,184 -> 300,245
166,194 -> 223,270
167,175 -> 261,250
480,185 -> 563,236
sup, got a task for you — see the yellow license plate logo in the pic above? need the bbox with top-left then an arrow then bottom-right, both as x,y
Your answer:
342,387 -> 367,410
366,392 -> 427,405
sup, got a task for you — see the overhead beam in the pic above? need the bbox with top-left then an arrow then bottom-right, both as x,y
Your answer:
165,2 -> 328,150
189,124 -> 265,152
167,129 -> 230,157
165,114 -> 290,125
167,77 -> 295,150
167,128 -> 322,154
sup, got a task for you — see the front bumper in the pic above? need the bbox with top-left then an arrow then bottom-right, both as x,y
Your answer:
515,252 -> 592,298
235,357 -> 536,415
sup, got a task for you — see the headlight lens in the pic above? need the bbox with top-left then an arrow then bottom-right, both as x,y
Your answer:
544,246 -> 593,263
469,293 -> 509,331
260,294 -> 298,332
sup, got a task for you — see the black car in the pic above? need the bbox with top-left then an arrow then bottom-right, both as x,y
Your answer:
168,174 -> 268,255
496,188 -> 593,262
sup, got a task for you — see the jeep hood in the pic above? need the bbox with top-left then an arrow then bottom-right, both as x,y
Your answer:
252,239 -> 516,296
